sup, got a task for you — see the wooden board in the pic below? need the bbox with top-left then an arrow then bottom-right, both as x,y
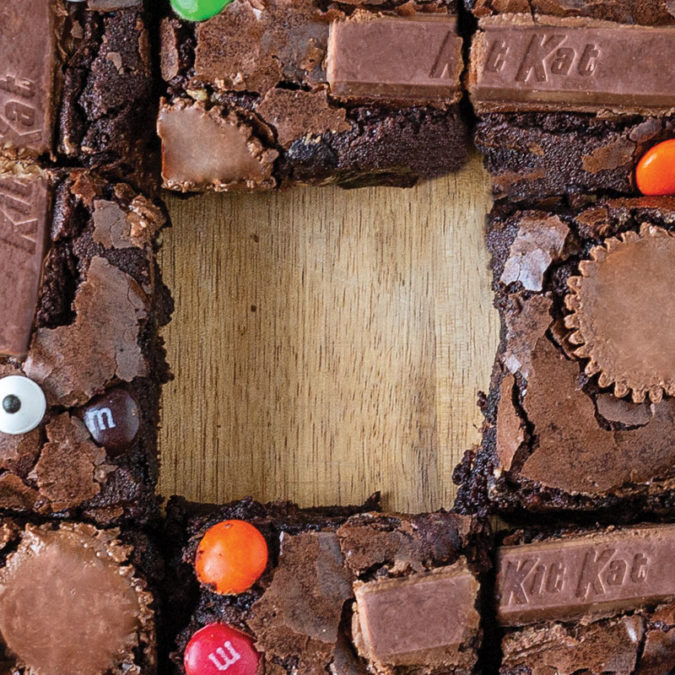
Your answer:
157,153 -> 500,514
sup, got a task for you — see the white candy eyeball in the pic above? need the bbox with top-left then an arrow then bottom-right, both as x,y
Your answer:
0,376 -> 47,435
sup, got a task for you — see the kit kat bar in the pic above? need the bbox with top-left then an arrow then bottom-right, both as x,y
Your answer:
327,15 -> 463,103
0,173 -> 48,357
496,524 -> 675,627
469,16 -> 675,114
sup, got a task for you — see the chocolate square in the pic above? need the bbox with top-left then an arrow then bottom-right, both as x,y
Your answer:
454,197 -> 675,518
164,498 -> 487,673
0,163 -> 171,526
158,0 -> 468,191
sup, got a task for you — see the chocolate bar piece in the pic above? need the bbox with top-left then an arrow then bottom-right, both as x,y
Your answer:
467,15 -> 675,202
453,197 -> 675,518
0,162 -> 171,525
158,0 -> 468,191
465,0 -> 675,26
469,17 -> 675,115
0,516 -> 161,673
164,496 -> 487,673
0,0 -> 157,189
496,524 -> 675,674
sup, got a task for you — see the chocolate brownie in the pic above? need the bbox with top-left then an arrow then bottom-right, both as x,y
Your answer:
163,495 -> 489,674
495,523 -> 675,674
454,196 -> 675,518
0,161 -> 171,525
0,516 -> 162,673
0,0 -> 158,189
467,14 -> 675,203
157,0 -> 469,191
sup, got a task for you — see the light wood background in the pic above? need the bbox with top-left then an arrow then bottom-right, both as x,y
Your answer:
157,154 -> 499,514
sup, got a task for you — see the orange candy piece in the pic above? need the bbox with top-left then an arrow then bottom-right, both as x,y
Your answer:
636,139 -> 675,196
195,520 -> 268,595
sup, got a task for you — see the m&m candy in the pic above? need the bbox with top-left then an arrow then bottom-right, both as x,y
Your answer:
170,0 -> 233,22
636,139 -> 675,196
184,623 -> 259,675
195,520 -> 268,594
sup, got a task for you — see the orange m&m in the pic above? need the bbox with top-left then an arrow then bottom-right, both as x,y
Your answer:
195,520 -> 268,594
636,139 -> 675,196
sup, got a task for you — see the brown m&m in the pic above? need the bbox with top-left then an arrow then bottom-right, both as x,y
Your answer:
81,388 -> 141,455
195,520 -> 268,595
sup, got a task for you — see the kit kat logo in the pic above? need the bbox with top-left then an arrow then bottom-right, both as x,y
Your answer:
0,73 -> 42,146
484,33 -> 601,82
500,546 -> 650,607
0,179 -> 39,256
430,32 -> 459,79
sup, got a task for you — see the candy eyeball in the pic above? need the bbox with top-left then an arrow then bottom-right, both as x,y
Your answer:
0,376 -> 47,435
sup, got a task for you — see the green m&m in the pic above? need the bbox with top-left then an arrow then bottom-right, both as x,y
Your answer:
170,0 -> 233,22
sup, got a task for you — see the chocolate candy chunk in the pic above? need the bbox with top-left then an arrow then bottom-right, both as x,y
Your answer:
157,100 -> 278,192
353,560 -> 480,668
0,174 -> 48,357
0,521 -> 155,674
0,0 -> 58,155
81,388 -> 141,455
327,16 -> 463,103
496,524 -> 675,626
470,16 -> 675,114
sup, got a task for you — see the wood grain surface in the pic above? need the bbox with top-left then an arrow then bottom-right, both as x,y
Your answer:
157,154 -> 499,514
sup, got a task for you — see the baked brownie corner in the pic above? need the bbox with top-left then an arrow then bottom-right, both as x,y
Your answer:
0,0 -> 159,189
164,496 -> 488,674
0,162 -> 172,526
157,0 -> 469,191
455,197 -> 675,519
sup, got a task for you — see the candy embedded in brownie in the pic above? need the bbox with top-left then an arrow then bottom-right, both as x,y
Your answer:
466,14 -> 675,203
0,162 -> 172,525
0,516 -> 161,673
453,196 -> 675,518
495,523 -> 675,674
158,0 -> 469,191
164,495 -> 489,674
0,0 -> 158,189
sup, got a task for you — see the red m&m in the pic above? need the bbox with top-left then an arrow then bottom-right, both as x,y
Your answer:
195,520 -> 268,595
636,139 -> 675,196
184,623 -> 259,675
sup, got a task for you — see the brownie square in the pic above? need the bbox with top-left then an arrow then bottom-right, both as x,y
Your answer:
494,523 -> 675,674
163,495 -> 489,674
0,161 -> 171,525
0,515 -> 162,673
158,0 -> 468,191
0,0 -> 158,189
467,13 -> 675,203
454,197 -> 675,518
